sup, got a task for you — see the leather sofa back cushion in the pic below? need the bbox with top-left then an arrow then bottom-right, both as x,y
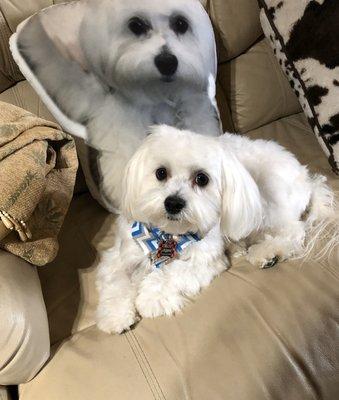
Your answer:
218,38 -> 301,133
0,9 -> 22,93
0,0 -> 72,93
209,0 -> 263,62
259,0 -> 339,174
0,0 -> 72,31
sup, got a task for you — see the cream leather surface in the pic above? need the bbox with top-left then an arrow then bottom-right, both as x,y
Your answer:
219,38 -> 301,133
0,10 -> 22,93
0,251 -> 50,385
208,0 -> 262,62
0,81 -> 54,121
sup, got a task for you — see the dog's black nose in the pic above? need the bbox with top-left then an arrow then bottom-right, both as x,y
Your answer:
164,196 -> 186,215
154,52 -> 178,77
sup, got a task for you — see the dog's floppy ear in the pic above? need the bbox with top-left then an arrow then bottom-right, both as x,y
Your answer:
10,1 -> 105,141
220,149 -> 262,241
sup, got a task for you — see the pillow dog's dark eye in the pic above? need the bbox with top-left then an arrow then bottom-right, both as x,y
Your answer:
156,167 -> 168,181
195,172 -> 209,187
128,17 -> 151,36
170,16 -> 189,35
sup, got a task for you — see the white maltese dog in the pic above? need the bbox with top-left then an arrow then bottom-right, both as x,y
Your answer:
96,125 -> 337,334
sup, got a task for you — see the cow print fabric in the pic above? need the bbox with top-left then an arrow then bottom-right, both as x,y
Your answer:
259,0 -> 339,174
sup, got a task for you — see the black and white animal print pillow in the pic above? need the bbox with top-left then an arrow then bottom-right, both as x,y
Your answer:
259,0 -> 339,174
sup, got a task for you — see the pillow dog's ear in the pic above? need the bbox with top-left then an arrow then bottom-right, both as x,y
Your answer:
10,1 -> 105,141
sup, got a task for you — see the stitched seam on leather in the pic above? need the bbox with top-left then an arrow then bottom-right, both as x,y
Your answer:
131,331 -> 167,400
127,331 -> 165,400
124,332 -> 160,400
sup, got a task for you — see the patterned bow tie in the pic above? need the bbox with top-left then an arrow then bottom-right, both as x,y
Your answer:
131,221 -> 201,268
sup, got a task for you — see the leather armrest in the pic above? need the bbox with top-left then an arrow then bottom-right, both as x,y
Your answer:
0,250 -> 50,385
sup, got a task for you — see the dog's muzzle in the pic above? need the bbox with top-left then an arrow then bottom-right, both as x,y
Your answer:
154,51 -> 178,78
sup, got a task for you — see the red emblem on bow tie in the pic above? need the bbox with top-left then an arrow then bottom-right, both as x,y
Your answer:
156,238 -> 178,261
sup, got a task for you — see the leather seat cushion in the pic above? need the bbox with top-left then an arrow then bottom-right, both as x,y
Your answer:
19,113 -> 339,400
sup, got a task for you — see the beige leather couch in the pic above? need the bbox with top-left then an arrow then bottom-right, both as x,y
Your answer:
0,1 -> 338,399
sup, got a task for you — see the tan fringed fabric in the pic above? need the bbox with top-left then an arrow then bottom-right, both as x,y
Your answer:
0,101 -> 78,266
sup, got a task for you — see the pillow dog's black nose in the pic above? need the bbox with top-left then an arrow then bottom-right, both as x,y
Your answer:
154,52 -> 178,76
164,196 -> 186,214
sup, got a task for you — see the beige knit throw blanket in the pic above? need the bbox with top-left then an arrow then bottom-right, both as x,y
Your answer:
0,102 -> 78,266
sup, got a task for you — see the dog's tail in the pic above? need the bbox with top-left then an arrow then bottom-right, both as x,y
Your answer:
302,174 -> 339,261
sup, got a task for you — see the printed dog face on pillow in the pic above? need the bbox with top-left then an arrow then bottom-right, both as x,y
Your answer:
11,0 -> 220,211
82,0 -> 217,97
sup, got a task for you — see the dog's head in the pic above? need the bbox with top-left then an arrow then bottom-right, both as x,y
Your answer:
83,0 -> 216,97
122,126 -> 262,239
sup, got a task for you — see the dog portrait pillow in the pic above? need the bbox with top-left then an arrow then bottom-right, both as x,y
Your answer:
259,0 -> 339,174
10,0 -> 221,211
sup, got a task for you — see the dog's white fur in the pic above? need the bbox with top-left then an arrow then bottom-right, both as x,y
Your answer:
11,0 -> 220,210
96,125 -> 337,334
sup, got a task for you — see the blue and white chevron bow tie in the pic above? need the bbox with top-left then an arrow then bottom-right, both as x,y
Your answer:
131,221 -> 201,268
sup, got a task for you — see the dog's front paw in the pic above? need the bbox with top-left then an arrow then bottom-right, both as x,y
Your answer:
246,243 -> 280,269
96,304 -> 138,334
136,286 -> 186,318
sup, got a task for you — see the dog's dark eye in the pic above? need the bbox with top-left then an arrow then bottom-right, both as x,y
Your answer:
156,167 -> 168,181
195,172 -> 209,187
170,16 -> 189,35
128,17 -> 151,36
